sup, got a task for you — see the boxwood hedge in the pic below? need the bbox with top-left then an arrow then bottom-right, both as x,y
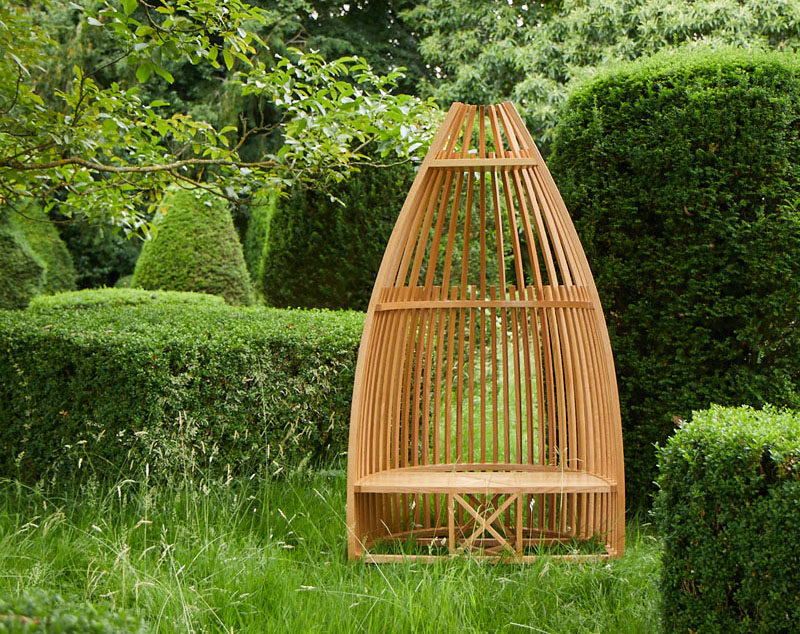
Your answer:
0,289 -> 363,483
654,406 -> 800,632
549,47 -> 800,506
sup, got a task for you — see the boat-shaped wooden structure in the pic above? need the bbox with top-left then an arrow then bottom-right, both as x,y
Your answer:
347,102 -> 625,562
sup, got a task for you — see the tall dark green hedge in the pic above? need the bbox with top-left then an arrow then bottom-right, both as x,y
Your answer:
549,48 -> 800,507
260,163 -> 414,310
242,189 -> 278,285
0,204 -> 76,309
654,406 -> 800,632
0,289 -> 363,483
133,187 -> 255,305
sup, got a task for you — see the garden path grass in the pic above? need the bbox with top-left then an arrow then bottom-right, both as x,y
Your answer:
0,472 -> 660,633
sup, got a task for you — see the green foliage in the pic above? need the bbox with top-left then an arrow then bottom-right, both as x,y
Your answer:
0,205 -> 76,309
0,289 -> 363,483
55,215 -> 141,289
260,163 -> 414,310
0,219 -> 43,311
654,406 -> 800,633
242,189 -> 278,284
0,591 -> 143,633
1,1 -> 439,231
133,187 -> 255,306
404,0 -> 800,150
28,288 -> 225,312
548,47 -> 800,507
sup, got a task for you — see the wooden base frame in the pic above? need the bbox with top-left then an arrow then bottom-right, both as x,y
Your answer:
347,102 -> 626,563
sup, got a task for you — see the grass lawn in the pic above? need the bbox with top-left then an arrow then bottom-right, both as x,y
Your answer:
0,471 -> 660,633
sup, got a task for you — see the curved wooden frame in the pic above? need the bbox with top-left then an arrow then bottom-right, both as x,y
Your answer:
347,102 -> 625,562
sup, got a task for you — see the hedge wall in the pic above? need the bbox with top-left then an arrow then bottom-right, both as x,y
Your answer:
0,289 -> 363,483
260,163 -> 414,311
654,406 -> 800,632
133,187 -> 255,306
549,48 -> 800,506
242,189 -> 277,285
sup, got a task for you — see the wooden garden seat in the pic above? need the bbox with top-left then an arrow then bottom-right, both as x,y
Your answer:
347,102 -> 625,562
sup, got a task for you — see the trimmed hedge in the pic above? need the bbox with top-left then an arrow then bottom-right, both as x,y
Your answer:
0,204 -> 76,309
0,289 -> 363,483
654,406 -> 800,632
133,187 -> 255,306
549,48 -> 800,506
242,189 -> 277,285
260,163 -> 414,310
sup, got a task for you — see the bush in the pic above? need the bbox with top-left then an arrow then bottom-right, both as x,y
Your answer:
654,406 -> 800,633
28,288 -> 226,312
0,591 -> 143,633
0,289 -> 363,483
260,163 -> 414,310
133,187 -> 255,305
548,47 -> 800,506
242,189 -> 278,285
0,204 -> 76,309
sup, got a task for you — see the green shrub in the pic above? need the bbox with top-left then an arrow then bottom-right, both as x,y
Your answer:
549,47 -> 800,507
0,591 -> 143,633
133,187 -> 255,305
242,189 -> 278,284
653,406 -> 800,633
0,204 -> 76,309
260,163 -> 414,310
0,289 -> 363,483
29,288 -> 225,312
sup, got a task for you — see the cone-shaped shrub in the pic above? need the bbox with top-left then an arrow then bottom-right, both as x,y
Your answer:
134,187 -> 254,305
0,203 -> 76,309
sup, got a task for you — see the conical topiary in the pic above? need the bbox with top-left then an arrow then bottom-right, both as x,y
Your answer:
133,187 -> 255,305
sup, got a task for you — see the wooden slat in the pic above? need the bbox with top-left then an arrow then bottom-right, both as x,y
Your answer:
428,158 -> 538,168
375,298 -> 592,311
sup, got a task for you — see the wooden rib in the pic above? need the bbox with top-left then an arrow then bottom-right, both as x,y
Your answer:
429,158 -> 538,168
422,172 -> 456,289
490,164 -> 507,292
440,170 -> 465,291
455,286 -> 467,463
421,287 -> 441,467
460,171 -> 475,291
490,286 -> 499,463
487,105 -> 506,159
444,286 -> 458,463
478,105 -> 487,159
467,286 -> 477,463
461,105 -> 477,158
509,287 -> 524,464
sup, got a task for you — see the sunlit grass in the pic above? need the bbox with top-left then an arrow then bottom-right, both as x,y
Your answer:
0,471 -> 660,633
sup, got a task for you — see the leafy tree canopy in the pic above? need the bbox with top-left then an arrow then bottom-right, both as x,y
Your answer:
0,0 -> 441,234
404,0 -> 800,149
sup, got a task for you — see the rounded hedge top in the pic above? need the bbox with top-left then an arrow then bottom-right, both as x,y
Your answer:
133,187 -> 255,305
549,46 -> 800,506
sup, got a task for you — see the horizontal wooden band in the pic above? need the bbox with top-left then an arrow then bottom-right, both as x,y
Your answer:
427,157 -> 538,169
374,299 -> 592,311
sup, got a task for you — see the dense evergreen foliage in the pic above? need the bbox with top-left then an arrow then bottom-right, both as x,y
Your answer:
0,204 -> 76,309
549,48 -> 800,506
260,163 -> 414,310
133,187 -> 255,305
0,289 -> 363,483
654,406 -> 800,632
242,189 -> 278,286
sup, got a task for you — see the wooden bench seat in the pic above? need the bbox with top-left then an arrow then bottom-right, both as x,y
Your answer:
354,465 -> 616,495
